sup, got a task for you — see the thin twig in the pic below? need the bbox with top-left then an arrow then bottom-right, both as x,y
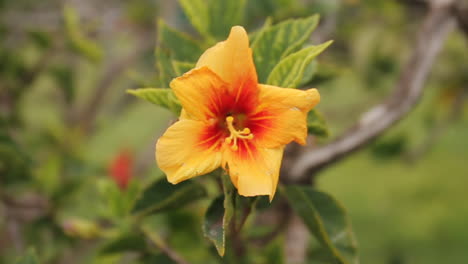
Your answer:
142,227 -> 191,264
454,1 -> 468,35
284,214 -> 309,264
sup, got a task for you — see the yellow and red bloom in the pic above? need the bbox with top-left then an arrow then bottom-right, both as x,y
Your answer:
156,26 -> 320,200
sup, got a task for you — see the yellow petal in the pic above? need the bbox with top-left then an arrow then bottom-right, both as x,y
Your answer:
248,84 -> 320,148
223,141 -> 284,201
179,109 -> 190,120
156,119 -> 222,184
196,26 -> 257,90
259,84 -> 320,112
170,67 -> 229,121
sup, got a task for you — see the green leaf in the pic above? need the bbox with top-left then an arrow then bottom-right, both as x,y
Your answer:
50,65 -> 75,103
156,0 -> 246,84
158,21 -> 204,62
307,109 -> 329,138
203,196 -> 225,256
203,174 -> 234,256
370,134 -> 407,160
249,18 -> 273,45
264,238 -> 285,264
63,5 -> 102,62
28,30 -> 52,50
141,254 -> 176,264
178,0 -> 247,40
105,180 -> 141,218
282,186 -> 359,264
172,61 -> 195,76
232,195 -> 258,232
132,178 -> 206,217
155,21 -> 201,86
299,60 -> 318,87
100,231 -> 147,255
266,41 -> 333,88
0,131 -> 32,185
141,228 -> 179,263
155,47 -> 177,87
252,15 -> 320,83
15,248 -> 39,264
34,154 -> 61,195
127,88 -> 181,115
178,0 -> 210,38
207,0 -> 247,39
221,174 -> 235,230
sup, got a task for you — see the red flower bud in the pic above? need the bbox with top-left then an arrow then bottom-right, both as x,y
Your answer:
109,149 -> 133,190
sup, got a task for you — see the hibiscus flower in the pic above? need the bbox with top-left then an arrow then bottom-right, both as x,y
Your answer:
156,26 -> 320,200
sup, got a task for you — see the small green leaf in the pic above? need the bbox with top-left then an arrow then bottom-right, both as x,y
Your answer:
178,0 -> 210,38
155,21 -> 201,86
249,17 -> 273,45
207,0 -> 247,39
299,60 -> 318,87
100,231 -> 147,255
370,134 -> 407,160
282,186 -> 359,264
141,254 -> 176,264
266,41 -> 333,88
141,228 -> 179,263
178,0 -> 247,40
307,109 -> 329,138
158,21 -> 204,62
203,174 -> 234,256
50,66 -> 75,103
155,47 -> 177,87
34,154 -> 61,195
172,61 -> 195,76
132,179 -> 206,217
127,88 -> 181,115
264,238 -> 285,264
252,15 -> 320,83
222,174 -> 235,234
0,131 -> 32,185
15,248 -> 39,264
63,5 -> 102,62
233,195 -> 257,232
203,196 -> 226,256
28,30 -> 52,50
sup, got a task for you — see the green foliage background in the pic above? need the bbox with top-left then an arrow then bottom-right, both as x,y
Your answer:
1,0 -> 467,263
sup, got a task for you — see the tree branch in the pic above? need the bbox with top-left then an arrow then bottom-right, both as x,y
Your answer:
284,214 -> 309,264
143,227 -> 191,264
288,2 -> 457,182
454,1 -> 468,35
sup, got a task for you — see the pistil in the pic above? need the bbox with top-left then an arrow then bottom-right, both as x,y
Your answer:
224,116 -> 253,151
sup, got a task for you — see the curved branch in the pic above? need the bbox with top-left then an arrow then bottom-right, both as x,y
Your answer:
454,1 -> 468,35
289,3 -> 456,182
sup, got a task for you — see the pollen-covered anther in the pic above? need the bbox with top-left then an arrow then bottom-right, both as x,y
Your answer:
224,116 -> 254,151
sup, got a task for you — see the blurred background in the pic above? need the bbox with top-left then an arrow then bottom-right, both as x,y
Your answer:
1,0 -> 467,263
